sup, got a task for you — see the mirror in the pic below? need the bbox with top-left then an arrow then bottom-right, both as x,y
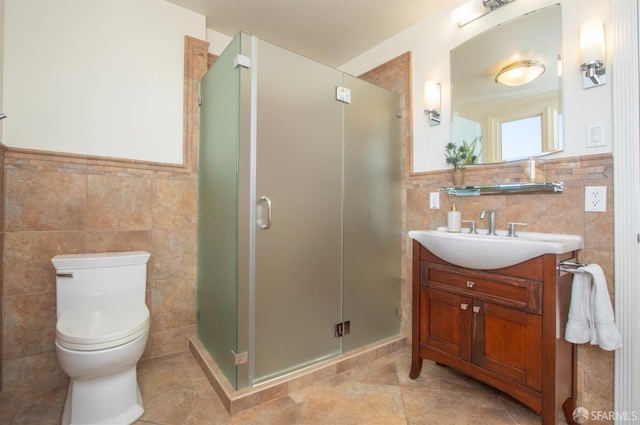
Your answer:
450,5 -> 563,164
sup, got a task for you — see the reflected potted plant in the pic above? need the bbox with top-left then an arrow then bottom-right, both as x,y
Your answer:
444,138 -> 480,186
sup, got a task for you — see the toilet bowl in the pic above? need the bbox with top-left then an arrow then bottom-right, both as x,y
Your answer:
52,251 -> 151,425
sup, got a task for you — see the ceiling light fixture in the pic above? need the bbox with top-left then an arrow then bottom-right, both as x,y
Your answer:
495,60 -> 546,86
451,0 -> 516,27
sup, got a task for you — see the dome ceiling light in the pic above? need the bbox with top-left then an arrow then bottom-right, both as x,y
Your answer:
495,60 -> 546,86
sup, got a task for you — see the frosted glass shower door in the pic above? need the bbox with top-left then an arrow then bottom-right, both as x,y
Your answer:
251,39 -> 344,384
342,75 -> 402,351
197,33 -> 243,388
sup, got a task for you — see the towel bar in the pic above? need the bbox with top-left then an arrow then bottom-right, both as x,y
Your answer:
558,260 -> 587,274
559,267 -> 587,274
559,260 -> 587,268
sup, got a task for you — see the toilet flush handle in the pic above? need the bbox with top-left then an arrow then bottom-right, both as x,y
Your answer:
56,272 -> 74,278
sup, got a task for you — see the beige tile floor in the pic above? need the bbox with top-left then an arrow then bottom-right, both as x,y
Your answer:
0,348 -> 542,425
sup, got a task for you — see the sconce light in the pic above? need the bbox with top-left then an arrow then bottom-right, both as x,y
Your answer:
424,81 -> 441,126
451,0 -> 516,27
580,19 -> 606,88
495,60 -> 546,86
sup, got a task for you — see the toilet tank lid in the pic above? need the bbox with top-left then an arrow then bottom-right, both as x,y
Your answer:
51,251 -> 150,270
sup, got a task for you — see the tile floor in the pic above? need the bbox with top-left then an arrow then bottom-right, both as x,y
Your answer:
0,348 -> 542,425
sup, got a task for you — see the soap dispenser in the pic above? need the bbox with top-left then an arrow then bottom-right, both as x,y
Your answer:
447,203 -> 462,233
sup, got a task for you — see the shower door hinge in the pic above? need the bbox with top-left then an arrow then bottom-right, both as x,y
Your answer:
234,54 -> 251,69
195,310 -> 200,320
230,349 -> 249,366
396,107 -> 402,118
334,320 -> 351,338
336,86 -> 351,104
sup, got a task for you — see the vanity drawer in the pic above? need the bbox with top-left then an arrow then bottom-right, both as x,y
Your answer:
423,263 -> 542,314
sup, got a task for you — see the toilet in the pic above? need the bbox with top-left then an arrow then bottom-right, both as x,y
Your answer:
52,251 -> 151,425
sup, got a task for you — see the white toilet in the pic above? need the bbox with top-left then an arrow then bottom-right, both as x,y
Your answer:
52,251 -> 151,425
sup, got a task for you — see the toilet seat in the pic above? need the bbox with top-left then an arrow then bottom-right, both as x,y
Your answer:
56,303 -> 149,351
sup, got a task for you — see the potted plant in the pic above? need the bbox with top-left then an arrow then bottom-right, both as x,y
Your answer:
444,137 -> 480,185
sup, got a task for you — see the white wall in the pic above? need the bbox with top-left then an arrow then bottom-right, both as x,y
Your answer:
3,0 -> 205,164
341,0 -> 612,173
206,28 -> 233,56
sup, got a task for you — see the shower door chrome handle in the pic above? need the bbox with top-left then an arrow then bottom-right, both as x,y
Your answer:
259,196 -> 272,230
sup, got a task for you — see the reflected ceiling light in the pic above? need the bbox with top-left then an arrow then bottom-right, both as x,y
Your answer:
495,60 -> 545,86
451,0 -> 516,27
580,19 -> 606,88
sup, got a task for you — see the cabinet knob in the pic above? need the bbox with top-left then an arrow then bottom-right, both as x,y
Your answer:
466,281 -> 475,288
473,306 -> 481,313
460,303 -> 469,310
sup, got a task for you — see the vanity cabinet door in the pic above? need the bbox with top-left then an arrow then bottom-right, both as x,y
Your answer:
422,261 -> 543,391
471,300 -> 542,391
420,286 -> 472,361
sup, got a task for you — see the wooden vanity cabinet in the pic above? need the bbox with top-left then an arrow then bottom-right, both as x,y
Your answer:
410,240 -> 577,425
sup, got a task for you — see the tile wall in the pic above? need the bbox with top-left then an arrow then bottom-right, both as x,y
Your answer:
1,150 -> 198,392
0,148 -> 616,420
0,145 -> 4,387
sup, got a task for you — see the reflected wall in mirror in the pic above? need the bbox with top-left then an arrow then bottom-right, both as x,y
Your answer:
451,5 -> 563,164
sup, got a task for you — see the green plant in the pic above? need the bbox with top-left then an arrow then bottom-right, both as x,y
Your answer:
444,138 -> 480,170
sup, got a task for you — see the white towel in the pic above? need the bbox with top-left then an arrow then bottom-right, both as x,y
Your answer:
565,264 -> 623,351
565,270 -> 592,344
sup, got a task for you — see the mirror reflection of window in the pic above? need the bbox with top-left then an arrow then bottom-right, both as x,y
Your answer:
501,115 -> 543,161
557,113 -> 564,152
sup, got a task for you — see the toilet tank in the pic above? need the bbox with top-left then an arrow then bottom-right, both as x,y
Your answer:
52,251 -> 151,318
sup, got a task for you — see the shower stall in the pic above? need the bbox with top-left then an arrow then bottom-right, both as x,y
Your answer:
197,32 -> 402,390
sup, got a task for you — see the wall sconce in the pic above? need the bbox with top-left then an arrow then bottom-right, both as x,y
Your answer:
495,60 -> 546,86
580,19 -> 606,88
424,81 -> 441,126
451,0 -> 516,27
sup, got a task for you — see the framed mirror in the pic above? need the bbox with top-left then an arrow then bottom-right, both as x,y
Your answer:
450,5 -> 563,164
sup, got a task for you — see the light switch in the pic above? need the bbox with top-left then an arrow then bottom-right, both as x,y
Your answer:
587,122 -> 606,148
429,192 -> 440,209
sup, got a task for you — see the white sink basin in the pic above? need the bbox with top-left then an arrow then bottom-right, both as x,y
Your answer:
409,227 -> 583,270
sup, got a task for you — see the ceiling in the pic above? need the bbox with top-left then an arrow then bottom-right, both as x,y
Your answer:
166,0 -> 459,67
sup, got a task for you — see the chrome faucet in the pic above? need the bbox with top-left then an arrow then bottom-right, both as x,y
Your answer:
480,209 -> 497,235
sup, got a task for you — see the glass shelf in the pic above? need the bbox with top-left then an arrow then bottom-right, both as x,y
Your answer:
440,182 -> 563,197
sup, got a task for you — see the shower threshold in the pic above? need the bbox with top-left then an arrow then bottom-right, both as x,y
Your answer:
189,335 -> 407,415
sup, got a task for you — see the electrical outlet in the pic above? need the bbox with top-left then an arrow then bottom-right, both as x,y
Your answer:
585,186 -> 607,212
429,192 -> 440,209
